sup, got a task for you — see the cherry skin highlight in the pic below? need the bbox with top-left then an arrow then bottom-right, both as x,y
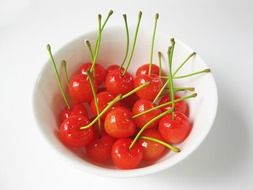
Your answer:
111,138 -> 143,169
58,115 -> 94,148
136,64 -> 160,76
59,104 -> 88,124
104,106 -> 136,138
132,99 -> 161,129
159,112 -> 192,144
134,74 -> 163,101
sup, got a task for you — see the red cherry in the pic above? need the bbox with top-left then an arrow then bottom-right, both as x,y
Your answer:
136,64 -> 160,76
159,95 -> 189,116
111,138 -> 143,169
159,112 -> 192,144
78,63 -> 106,85
120,93 -> 139,109
134,74 -> 163,101
106,64 -> 121,73
105,68 -> 134,95
59,104 -> 88,124
90,91 -> 121,120
132,99 -> 161,129
138,129 -> 166,162
104,107 -> 136,138
86,134 -> 115,164
68,74 -> 98,103
58,115 -> 94,148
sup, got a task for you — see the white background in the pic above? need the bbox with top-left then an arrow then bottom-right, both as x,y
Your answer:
0,0 -> 252,189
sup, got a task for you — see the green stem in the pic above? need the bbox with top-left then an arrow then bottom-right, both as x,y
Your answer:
132,93 -> 197,119
61,60 -> 69,83
173,52 -> 196,77
101,10 -> 113,31
123,11 -> 142,76
120,14 -> 130,69
174,69 -> 211,79
153,78 -> 169,103
47,44 -> 70,109
175,87 -> 195,91
129,108 -> 174,149
86,71 -> 101,135
140,136 -> 181,152
148,13 -> 159,76
158,51 -> 162,77
121,82 -> 149,99
85,40 -> 94,61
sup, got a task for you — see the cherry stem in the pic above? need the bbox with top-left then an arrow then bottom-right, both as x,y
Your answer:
61,60 -> 69,83
129,108 -> 174,150
168,38 -> 176,120
85,71 -> 101,135
173,52 -> 196,77
120,14 -> 130,69
85,40 -> 94,61
148,13 -> 159,76
175,87 -> 195,91
140,136 -> 181,153
80,82 -> 149,130
174,69 -> 211,79
90,14 -> 102,75
158,51 -> 162,77
123,11 -> 142,76
132,93 -> 197,119
101,10 -> 113,31
153,77 -> 169,103
47,44 -> 70,109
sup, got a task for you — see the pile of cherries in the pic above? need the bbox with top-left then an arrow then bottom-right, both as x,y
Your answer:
46,11 -> 209,169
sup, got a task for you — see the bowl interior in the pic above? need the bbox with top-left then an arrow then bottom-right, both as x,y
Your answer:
33,27 -> 217,177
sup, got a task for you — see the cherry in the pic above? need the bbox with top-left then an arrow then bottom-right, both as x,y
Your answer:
104,106 -> 136,138
159,112 -> 192,144
106,65 -> 121,74
111,138 -> 143,169
134,74 -> 163,101
159,95 -> 189,116
138,129 -> 166,162
136,64 -> 160,76
78,63 -> 106,85
59,115 -> 94,148
59,104 -> 88,124
90,91 -> 121,119
68,74 -> 98,103
105,68 -> 134,95
86,134 -> 115,164
120,93 -> 139,109
132,99 -> 161,129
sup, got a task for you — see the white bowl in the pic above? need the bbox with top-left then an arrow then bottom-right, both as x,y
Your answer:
33,27 -> 218,178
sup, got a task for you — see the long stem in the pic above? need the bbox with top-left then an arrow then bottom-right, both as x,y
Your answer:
153,78 -> 169,103
86,71 -> 101,135
173,52 -> 196,77
168,39 -> 176,119
61,60 -> 69,83
175,87 -> 195,91
123,11 -> 142,76
47,44 -> 70,109
120,14 -> 130,69
85,40 -> 94,61
129,108 -> 174,149
158,51 -> 162,77
148,13 -> 159,76
140,136 -> 180,152
101,10 -> 113,31
132,93 -> 197,119
174,69 -> 211,79
121,82 -> 149,99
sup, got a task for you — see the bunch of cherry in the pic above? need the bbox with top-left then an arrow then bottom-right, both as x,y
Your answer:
46,11 -> 210,169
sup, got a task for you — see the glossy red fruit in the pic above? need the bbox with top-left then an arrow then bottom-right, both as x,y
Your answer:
68,74 -> 98,103
138,129 -> 166,162
90,91 -> 121,120
59,104 -> 88,124
132,99 -> 161,129
120,93 -> 139,109
105,68 -> 134,95
111,138 -> 143,169
58,115 -> 94,148
86,135 -> 115,164
134,74 -> 163,101
78,63 -> 106,85
159,95 -> 189,116
159,112 -> 192,144
104,107 -> 136,138
136,64 -> 160,76
106,65 -> 121,73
